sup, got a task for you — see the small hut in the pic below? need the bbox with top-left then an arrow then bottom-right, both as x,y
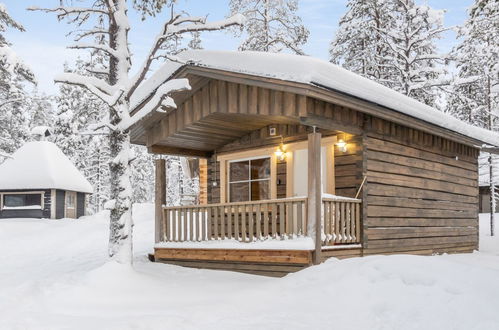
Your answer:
129,50 -> 499,276
0,141 -> 93,219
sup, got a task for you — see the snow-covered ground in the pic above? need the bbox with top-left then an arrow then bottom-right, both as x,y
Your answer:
1,205 -> 499,330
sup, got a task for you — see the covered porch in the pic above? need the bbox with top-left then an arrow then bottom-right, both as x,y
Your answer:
130,68 -> 366,275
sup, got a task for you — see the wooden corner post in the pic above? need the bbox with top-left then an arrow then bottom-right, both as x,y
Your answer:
307,130 -> 322,265
155,158 -> 167,243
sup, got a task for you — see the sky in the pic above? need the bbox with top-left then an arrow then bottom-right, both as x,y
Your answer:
3,0 -> 474,95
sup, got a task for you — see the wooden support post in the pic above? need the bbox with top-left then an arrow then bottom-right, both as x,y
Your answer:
307,130 -> 322,265
155,158 -> 167,243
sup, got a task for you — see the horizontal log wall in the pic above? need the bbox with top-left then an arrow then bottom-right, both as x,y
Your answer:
363,117 -> 479,255
335,134 -> 363,198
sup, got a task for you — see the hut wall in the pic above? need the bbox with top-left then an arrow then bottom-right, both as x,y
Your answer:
363,117 -> 480,255
0,189 -> 51,219
56,190 -> 65,219
77,192 -> 85,218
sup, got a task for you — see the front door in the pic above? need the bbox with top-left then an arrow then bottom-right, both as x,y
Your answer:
65,191 -> 76,219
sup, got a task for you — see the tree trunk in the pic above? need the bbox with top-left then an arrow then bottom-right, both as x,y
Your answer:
490,154 -> 496,237
108,123 -> 134,263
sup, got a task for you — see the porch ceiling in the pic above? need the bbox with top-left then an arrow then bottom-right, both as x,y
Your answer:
140,77 -> 310,156
152,112 -> 299,153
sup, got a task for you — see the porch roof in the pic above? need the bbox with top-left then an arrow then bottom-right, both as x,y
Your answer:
130,50 -> 499,151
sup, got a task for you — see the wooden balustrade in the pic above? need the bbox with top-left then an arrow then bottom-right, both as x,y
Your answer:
161,197 -> 308,242
161,197 -> 362,245
322,197 -> 362,245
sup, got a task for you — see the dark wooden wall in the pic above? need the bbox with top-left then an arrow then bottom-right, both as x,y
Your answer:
56,190 -> 65,219
0,189 -> 51,219
77,192 -> 85,218
362,117 -> 479,255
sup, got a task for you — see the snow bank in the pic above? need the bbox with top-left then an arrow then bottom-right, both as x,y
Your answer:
0,141 -> 93,193
1,204 -> 499,329
134,50 -> 499,147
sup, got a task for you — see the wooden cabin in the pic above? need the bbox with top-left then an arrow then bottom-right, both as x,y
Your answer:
129,50 -> 499,277
0,141 -> 92,219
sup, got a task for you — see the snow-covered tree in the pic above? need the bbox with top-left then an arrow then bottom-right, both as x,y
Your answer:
450,0 -> 499,235
330,0 -> 393,82
331,0 -> 450,107
0,3 -> 35,155
31,0 -> 243,264
228,0 -> 309,54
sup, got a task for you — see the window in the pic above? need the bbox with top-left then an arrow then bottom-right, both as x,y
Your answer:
229,157 -> 270,202
66,192 -> 76,209
3,193 -> 42,209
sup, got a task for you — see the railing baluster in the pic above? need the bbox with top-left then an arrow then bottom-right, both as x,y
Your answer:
219,205 -> 225,240
166,209 -> 170,242
355,202 -> 361,243
334,202 -> 340,244
207,207 -> 212,240
227,206 -> 232,239
234,205 -> 239,241
271,203 -> 277,238
248,204 -> 254,242
287,202 -> 293,238
241,204 -> 247,242
297,202 -> 303,236
256,203 -> 262,240
263,203 -> 269,238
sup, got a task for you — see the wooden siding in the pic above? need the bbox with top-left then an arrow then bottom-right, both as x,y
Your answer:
363,117 -> 479,255
0,189 -> 51,219
56,190 -> 65,219
77,192 -> 85,218
154,248 -> 312,277
335,134 -> 363,198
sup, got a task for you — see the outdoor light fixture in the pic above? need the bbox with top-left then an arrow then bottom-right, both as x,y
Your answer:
336,139 -> 347,152
274,136 -> 287,161
275,143 -> 286,161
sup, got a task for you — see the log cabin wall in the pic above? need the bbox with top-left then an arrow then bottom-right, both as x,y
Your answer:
363,116 -> 480,255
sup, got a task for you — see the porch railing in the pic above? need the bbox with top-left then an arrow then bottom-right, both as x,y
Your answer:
161,197 -> 307,242
160,197 -> 362,245
322,197 -> 362,245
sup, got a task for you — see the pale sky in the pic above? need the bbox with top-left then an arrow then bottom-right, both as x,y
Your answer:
4,0 -> 473,95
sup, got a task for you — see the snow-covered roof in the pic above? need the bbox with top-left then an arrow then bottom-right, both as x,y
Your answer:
133,50 -> 499,147
0,141 -> 93,193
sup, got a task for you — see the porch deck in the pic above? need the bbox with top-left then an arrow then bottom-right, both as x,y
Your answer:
153,196 -> 362,276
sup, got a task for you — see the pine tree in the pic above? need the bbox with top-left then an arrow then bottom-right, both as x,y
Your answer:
450,0 -> 499,235
228,0 -> 309,54
330,0 -> 393,82
0,3 -> 35,155
331,0 -> 450,107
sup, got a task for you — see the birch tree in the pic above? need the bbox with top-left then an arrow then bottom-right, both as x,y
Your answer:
31,0 -> 244,264
228,0 -> 309,54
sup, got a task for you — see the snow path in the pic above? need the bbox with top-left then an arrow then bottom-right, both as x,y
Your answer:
1,205 -> 499,330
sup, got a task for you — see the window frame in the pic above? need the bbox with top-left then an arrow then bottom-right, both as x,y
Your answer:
0,191 -> 45,210
228,156 -> 271,202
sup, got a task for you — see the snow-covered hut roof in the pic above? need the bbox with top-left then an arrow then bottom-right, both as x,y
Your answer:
132,50 -> 499,147
0,141 -> 93,193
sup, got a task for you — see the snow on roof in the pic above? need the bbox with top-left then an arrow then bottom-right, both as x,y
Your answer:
0,141 -> 93,193
133,50 -> 499,147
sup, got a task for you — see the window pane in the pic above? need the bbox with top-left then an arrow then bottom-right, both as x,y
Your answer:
4,195 -> 25,207
26,194 -> 41,206
229,160 -> 249,182
251,180 -> 270,201
251,158 -> 270,180
230,182 -> 250,202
